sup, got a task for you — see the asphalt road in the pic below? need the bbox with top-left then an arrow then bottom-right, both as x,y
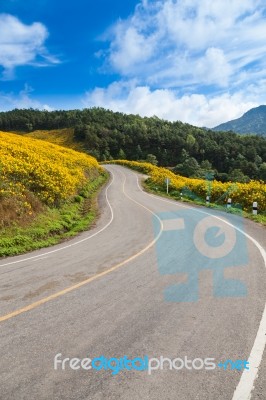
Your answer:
0,165 -> 265,400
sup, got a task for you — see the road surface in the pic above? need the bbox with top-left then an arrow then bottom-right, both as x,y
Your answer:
0,165 -> 265,400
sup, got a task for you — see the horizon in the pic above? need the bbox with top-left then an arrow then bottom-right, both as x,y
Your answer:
1,1 -> 266,128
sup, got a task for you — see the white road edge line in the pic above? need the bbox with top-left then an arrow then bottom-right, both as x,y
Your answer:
0,167 -> 164,323
0,172 -> 115,268
133,170 -> 266,400
1,163 -> 265,400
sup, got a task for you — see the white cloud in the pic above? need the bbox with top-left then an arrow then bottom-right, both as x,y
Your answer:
0,84 -> 53,111
104,0 -> 266,90
109,26 -> 155,74
159,0 -> 259,51
86,0 -> 266,127
0,14 -> 59,78
195,48 -> 232,87
83,80 -> 264,127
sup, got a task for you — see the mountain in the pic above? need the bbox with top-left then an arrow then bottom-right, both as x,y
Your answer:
213,105 -> 266,136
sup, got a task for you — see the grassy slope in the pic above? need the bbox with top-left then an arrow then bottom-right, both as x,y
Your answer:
24,128 -> 84,151
0,131 -> 108,257
0,174 -> 108,257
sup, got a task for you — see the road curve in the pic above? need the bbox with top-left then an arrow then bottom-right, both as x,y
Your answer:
0,165 -> 265,400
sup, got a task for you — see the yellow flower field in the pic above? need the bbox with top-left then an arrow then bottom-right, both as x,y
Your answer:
0,131 -> 103,215
25,128 -> 84,151
107,160 -> 266,212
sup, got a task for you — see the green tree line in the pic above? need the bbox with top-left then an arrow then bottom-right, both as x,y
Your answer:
0,107 -> 266,182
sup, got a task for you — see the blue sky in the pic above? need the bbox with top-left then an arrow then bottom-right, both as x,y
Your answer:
1,0 -> 266,127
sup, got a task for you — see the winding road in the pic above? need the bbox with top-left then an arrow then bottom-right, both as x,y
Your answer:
0,165 -> 265,400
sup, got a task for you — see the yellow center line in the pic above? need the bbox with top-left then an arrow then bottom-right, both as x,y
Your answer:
0,170 -> 163,323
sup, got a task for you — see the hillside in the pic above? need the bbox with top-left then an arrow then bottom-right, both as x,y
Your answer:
213,105 -> 266,136
0,132 -> 106,256
24,128 -> 85,152
1,107 -> 266,182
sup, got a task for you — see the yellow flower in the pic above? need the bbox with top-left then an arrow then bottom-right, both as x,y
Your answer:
0,131 -> 102,209
109,160 -> 266,212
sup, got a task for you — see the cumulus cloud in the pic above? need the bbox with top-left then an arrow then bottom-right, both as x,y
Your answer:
104,0 -> 266,90
109,26 -> 155,74
0,84 -> 53,111
0,14 -> 59,79
85,0 -> 266,127
83,80 -> 262,127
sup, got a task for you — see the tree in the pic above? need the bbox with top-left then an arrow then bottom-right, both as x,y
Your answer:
118,148 -> 126,159
201,160 -> 212,170
186,133 -> 196,149
258,162 -> 266,181
135,145 -> 143,159
174,157 -> 201,177
228,169 -> 250,183
74,124 -> 86,140
146,154 -> 158,165
180,149 -> 190,162
200,160 -> 216,179
25,122 -> 33,132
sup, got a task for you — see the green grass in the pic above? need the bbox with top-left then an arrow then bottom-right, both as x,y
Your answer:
0,173 -> 109,257
143,179 -> 266,226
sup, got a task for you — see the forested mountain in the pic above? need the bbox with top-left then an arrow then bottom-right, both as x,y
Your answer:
213,105 -> 266,136
0,107 -> 266,182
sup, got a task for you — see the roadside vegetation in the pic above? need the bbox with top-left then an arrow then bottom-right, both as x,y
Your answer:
106,160 -> 266,225
0,132 -> 108,257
